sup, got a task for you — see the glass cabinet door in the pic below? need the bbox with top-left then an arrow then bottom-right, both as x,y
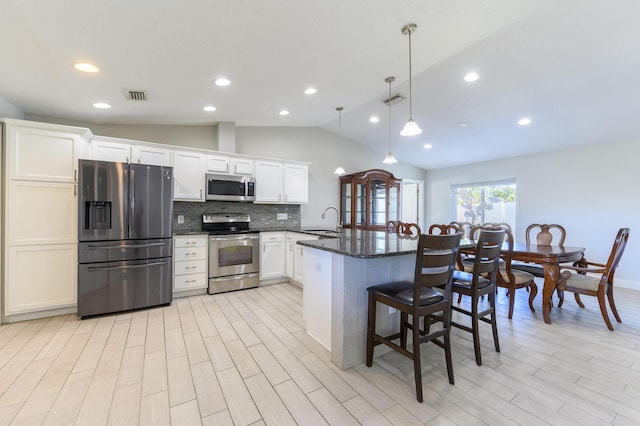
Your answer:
355,181 -> 367,226
341,182 -> 351,226
369,178 -> 387,227
388,183 -> 399,223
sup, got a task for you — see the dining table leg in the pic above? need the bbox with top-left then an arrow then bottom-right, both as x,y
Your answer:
541,263 -> 561,324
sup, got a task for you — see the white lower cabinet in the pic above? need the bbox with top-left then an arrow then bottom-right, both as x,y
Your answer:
286,232 -> 319,285
259,232 -> 286,280
173,235 -> 208,294
6,244 -> 77,315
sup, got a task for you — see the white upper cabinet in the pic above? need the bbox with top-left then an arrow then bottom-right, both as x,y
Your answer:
173,150 -> 206,201
231,158 -> 254,175
91,138 -> 131,163
255,160 -> 283,203
6,120 -> 86,183
131,145 -> 172,166
207,155 -> 230,173
207,155 -> 254,175
284,163 -> 308,204
91,136 -> 172,166
255,160 -> 308,204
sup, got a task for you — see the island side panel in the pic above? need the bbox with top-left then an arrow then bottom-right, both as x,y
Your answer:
334,254 -> 415,369
302,247 -> 333,350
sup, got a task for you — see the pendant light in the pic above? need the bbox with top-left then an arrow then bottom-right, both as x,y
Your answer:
382,77 -> 397,164
400,23 -> 423,137
334,106 -> 347,175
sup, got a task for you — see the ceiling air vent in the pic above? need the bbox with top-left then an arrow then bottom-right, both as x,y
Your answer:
383,93 -> 404,106
125,90 -> 147,101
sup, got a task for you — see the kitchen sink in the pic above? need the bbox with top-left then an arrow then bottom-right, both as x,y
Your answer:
304,229 -> 342,237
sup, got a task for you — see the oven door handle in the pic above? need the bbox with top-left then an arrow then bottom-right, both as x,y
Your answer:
87,261 -> 167,271
87,242 -> 167,250
209,235 -> 259,242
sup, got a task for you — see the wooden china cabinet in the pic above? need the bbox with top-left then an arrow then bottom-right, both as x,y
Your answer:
339,169 -> 401,230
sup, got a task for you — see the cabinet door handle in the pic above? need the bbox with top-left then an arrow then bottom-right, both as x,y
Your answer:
185,279 -> 197,283
200,189 -> 203,198
185,252 -> 197,256
186,266 -> 197,270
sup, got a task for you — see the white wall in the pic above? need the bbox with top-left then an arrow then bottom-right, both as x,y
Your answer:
426,139 -> 640,290
235,126 -> 427,228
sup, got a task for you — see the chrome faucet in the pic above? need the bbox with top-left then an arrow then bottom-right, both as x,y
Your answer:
321,206 -> 342,233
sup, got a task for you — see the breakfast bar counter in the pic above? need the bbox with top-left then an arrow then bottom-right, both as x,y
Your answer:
298,230 -> 421,369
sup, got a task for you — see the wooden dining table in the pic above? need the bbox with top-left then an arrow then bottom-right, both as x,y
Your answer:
461,242 -> 585,323
508,243 -> 585,324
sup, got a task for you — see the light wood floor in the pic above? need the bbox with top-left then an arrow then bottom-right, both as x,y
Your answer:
1,281 -> 640,425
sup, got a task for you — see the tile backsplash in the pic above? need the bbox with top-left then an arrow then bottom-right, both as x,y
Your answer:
173,201 -> 301,232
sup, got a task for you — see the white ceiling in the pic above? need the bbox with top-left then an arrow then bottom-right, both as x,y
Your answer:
2,0 -> 639,169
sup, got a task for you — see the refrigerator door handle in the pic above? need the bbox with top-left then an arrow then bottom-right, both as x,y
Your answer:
129,168 -> 135,237
87,261 -> 167,271
86,242 -> 167,250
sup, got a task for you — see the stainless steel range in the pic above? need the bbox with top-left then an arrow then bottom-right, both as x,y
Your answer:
203,213 -> 260,294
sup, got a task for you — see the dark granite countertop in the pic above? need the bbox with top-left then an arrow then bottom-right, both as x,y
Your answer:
297,229 -> 420,259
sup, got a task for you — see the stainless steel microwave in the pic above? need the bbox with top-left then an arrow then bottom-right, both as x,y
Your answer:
206,173 -> 255,202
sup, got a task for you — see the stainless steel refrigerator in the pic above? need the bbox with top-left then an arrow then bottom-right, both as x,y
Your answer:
77,159 -> 173,318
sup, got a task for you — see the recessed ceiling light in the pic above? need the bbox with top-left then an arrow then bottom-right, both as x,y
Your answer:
203,105 -> 216,112
279,110 -> 290,116
74,62 -> 99,73
458,122 -> 469,127
464,72 -> 479,82
369,116 -> 379,123
423,144 -> 433,149
304,88 -> 317,95
214,78 -> 231,87
518,117 -> 532,126
93,102 -> 111,109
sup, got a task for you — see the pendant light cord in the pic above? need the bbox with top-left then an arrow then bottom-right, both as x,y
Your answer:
408,29 -> 413,120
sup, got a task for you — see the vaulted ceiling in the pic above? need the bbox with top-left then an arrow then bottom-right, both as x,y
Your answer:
1,0 -> 639,169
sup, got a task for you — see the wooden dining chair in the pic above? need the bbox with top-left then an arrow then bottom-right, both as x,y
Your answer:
463,225 -> 537,319
512,224 -> 567,276
512,223 -> 582,306
428,223 -> 462,235
366,233 -> 461,402
450,227 -> 505,365
448,221 -> 472,238
556,228 -> 630,330
396,222 -> 421,235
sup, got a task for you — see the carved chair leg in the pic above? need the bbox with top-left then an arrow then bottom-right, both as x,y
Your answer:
507,284 -> 516,319
528,283 -> 538,312
557,288 -> 565,308
606,285 -> 622,323
598,293 -> 614,331
574,293 -> 585,308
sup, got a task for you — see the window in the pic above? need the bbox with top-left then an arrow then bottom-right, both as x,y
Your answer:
452,180 -> 516,228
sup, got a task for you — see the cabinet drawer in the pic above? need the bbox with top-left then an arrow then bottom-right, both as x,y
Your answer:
175,246 -> 207,261
174,272 -> 208,291
174,236 -> 207,248
174,259 -> 207,275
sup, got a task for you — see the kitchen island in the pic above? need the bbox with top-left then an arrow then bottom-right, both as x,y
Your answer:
297,229 -> 421,369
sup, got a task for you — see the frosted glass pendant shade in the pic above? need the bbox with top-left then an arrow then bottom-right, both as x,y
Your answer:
400,119 -> 422,136
382,153 -> 397,164
334,166 -> 346,175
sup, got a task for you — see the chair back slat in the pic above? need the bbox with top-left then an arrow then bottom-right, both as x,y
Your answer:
472,229 -> 506,278
429,223 -> 462,235
525,223 -> 566,246
414,234 -> 461,292
604,228 -> 630,284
